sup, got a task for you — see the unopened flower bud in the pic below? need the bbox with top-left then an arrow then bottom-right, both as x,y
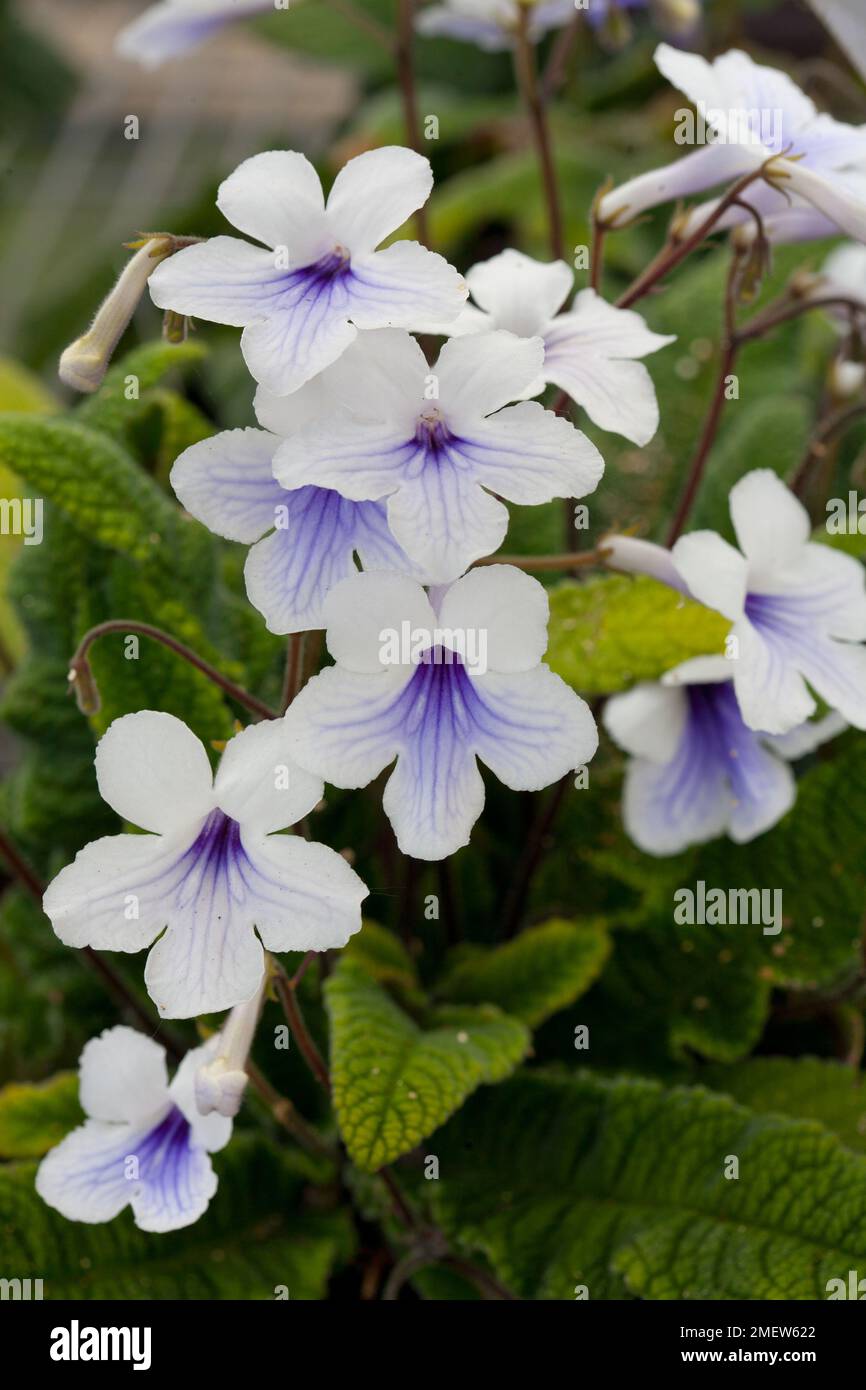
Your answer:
829,358 -> 866,400
651,0 -> 701,38
194,980 -> 264,1119
58,237 -> 172,393
67,656 -> 101,717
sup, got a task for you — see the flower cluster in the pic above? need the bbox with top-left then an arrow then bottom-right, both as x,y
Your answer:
38,12 -> 866,1239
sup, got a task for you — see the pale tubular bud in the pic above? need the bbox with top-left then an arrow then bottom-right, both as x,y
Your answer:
651,0 -> 701,37
58,238 -> 170,393
194,978 -> 265,1119
829,358 -> 866,400
603,534 -> 692,597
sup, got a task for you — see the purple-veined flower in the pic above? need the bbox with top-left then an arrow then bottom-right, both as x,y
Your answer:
433,250 -> 674,446
42,712 -> 367,1018
148,147 -> 467,396
36,1027 -> 232,1233
171,354 -> 420,635
603,655 -> 845,855
597,44 -> 866,244
282,566 -> 598,860
606,470 -> 866,736
116,0 -> 277,68
273,327 -> 604,584
806,0 -> 866,84
415,0 -> 700,53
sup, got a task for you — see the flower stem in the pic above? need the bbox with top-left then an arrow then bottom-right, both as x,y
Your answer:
69,619 -> 277,722
790,400 -> 866,502
279,632 -> 306,714
474,548 -> 608,571
395,0 -> 429,245
273,964 -> 332,1093
513,8 -> 565,261
666,244 -> 744,546
615,167 -> 765,311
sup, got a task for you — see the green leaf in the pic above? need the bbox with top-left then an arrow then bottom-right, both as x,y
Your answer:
546,574 -> 729,696
0,416 -> 180,559
702,1057 -> 866,1154
0,1074 -> 82,1158
2,1136 -> 353,1299
343,921 -> 419,990
76,340 -> 207,445
432,1069 -> 866,1300
325,960 -> 529,1172
438,919 -> 610,1027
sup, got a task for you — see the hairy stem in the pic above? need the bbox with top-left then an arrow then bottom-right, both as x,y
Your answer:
70,620 -> 277,721
514,8 -> 565,261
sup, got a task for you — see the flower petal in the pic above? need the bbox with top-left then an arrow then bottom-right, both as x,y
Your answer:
274,417 -> 417,501
171,428 -> 284,543
216,150 -> 328,260
326,146 -> 434,256
116,0 -> 272,68
435,330 -> 544,424
728,468 -> 810,573
672,531 -> 748,621
384,740 -> 486,860
347,241 -> 468,333
79,1026 -> 169,1126
387,467 -> 509,584
471,666 -> 598,789
603,682 -> 687,764
148,236 -> 288,327
239,282 -> 359,396
777,157 -> 866,241
283,665 -> 409,784
43,831 -> 198,954
314,327 -> 427,433
597,143 -> 751,227
242,833 -> 367,952
465,250 -> 573,336
129,1114 -> 219,1233
731,616 -> 817,733
455,399 -> 604,502
253,372 -> 341,438
36,1119 -> 142,1224
214,719 -> 324,833
323,570 -> 437,673
437,565 -> 550,673
94,711 -> 214,835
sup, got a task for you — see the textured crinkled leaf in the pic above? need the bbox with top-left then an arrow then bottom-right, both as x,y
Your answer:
325,960 -> 529,1172
438,919 -> 610,1026
76,340 -> 207,443
0,1073 -> 82,1158
702,1057 -> 866,1154
3,1136 -> 352,1299
432,1069 -> 866,1300
0,415 -> 180,558
546,575 -> 728,696
343,921 -> 419,990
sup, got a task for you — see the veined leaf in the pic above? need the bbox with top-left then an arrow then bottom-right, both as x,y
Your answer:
432,1069 -> 866,1300
325,960 -> 529,1172
76,340 -> 207,443
438,918 -> 610,1026
0,416 -> 180,559
0,1073 -> 82,1158
702,1057 -> 866,1154
546,575 -> 728,696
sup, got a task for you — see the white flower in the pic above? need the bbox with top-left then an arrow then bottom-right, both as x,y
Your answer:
171,350 -> 420,635
273,327 -> 604,584
597,44 -> 866,244
59,240 -> 169,393
282,566 -> 598,860
604,655 -> 845,855
43,712 -> 367,1018
669,470 -> 866,735
806,0 -> 866,84
148,147 -> 467,396
416,0 -> 575,53
433,250 -> 674,445
36,1027 -> 232,1233
116,0 -> 275,68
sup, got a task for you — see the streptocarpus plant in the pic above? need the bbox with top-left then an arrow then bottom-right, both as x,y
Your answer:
4,0 -> 866,1307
